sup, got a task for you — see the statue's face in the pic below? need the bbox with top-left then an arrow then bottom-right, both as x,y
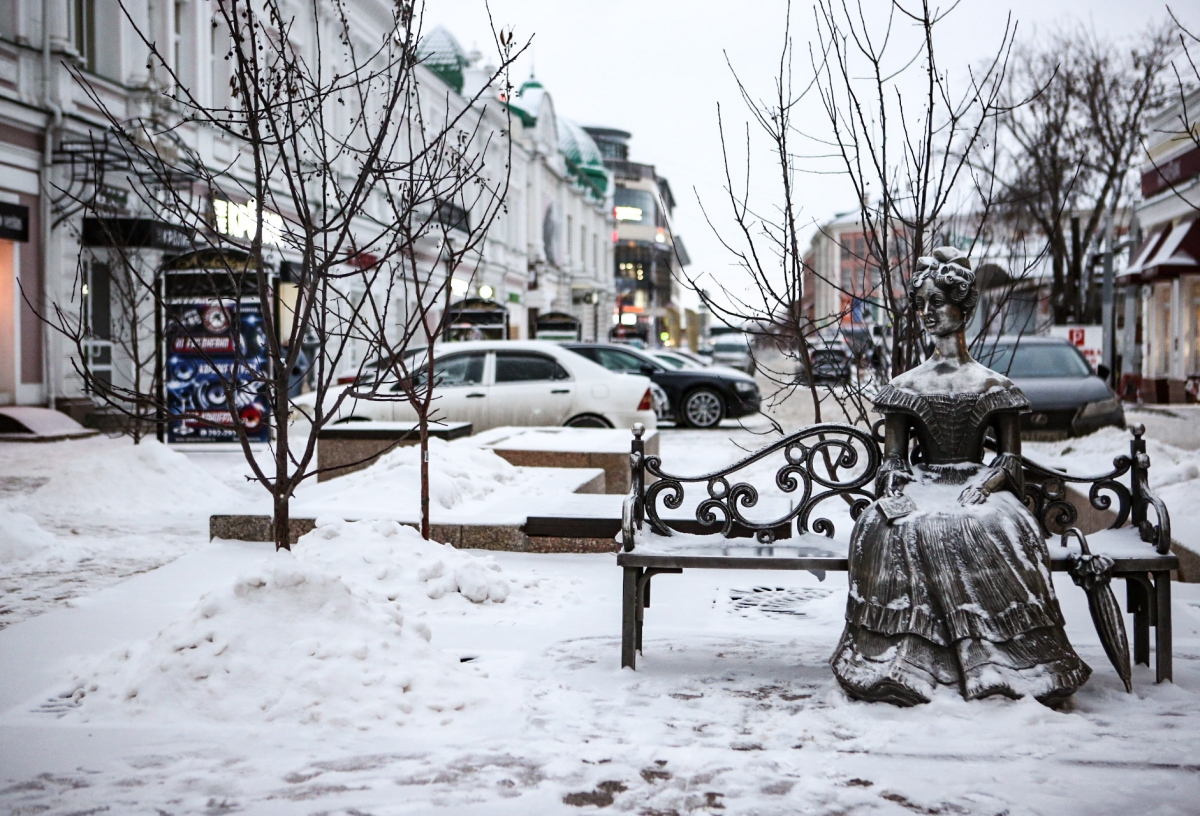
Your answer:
912,277 -> 964,337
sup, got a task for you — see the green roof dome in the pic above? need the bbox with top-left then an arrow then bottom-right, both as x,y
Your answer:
558,117 -> 610,200
418,26 -> 469,93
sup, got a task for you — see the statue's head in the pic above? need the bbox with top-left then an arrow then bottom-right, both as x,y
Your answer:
909,246 -> 976,337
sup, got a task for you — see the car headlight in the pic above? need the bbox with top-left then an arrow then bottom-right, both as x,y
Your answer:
1078,396 -> 1121,419
732,380 -> 758,395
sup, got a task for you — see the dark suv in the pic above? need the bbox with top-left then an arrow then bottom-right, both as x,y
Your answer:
974,336 -> 1125,439
563,343 -> 761,429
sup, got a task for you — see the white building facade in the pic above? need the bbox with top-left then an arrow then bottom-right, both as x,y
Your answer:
0,5 -> 614,420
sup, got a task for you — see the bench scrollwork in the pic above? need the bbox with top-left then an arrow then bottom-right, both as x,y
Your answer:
623,422 -> 880,550
623,422 -> 1171,558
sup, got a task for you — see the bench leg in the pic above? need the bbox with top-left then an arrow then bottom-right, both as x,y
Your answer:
1127,575 -> 1151,667
1154,570 -> 1173,684
622,567 -> 640,670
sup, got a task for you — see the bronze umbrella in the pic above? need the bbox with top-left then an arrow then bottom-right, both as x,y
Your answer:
1062,528 -> 1132,693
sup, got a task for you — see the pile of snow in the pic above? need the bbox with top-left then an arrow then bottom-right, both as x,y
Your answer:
22,439 -> 245,519
62,520 -> 509,726
300,517 -> 510,604
1026,427 -> 1200,491
0,509 -> 56,563
1027,428 -> 1200,553
304,439 -> 517,514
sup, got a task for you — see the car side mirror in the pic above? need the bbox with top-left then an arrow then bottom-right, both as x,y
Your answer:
639,364 -> 658,377
1096,364 -> 1110,381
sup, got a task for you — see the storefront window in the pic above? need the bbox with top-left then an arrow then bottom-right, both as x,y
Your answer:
1157,284 -> 1171,376
1191,283 -> 1200,375
614,189 -> 657,225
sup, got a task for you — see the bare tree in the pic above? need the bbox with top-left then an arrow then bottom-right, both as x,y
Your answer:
988,23 -> 1174,324
355,27 -> 520,540
40,0 -> 518,551
683,3 -> 846,433
805,0 -> 1017,378
686,0 -> 1017,437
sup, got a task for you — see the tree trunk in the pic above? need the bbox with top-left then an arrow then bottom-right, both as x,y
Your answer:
274,491 -> 291,552
419,415 -> 430,540
1067,215 -> 1082,324
1050,226 -> 1067,325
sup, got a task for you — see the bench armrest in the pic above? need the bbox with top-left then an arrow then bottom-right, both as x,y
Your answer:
1020,425 -> 1171,555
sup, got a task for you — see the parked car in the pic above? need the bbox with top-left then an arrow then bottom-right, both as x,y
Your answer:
293,340 -> 658,433
709,333 -> 756,374
651,349 -> 709,370
797,340 -> 853,386
563,342 -> 761,429
974,336 -> 1125,438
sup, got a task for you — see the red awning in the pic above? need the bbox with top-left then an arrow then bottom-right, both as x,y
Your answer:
1122,218 -> 1200,282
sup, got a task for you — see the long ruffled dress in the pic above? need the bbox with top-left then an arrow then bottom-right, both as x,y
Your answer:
830,383 -> 1091,705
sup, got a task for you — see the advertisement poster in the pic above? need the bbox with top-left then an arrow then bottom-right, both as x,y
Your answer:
165,299 -> 271,443
1049,325 -> 1104,370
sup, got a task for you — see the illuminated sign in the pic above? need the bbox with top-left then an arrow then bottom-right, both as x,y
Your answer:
213,198 -> 284,246
0,202 -> 29,242
614,206 -> 644,222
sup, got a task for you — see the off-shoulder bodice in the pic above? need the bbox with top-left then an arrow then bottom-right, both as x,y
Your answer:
873,382 -> 1029,464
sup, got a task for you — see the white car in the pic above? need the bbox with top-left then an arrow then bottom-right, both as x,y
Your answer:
298,340 -> 658,433
710,333 -> 756,375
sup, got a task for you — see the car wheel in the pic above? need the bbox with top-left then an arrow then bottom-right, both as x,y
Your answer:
682,388 -> 725,429
565,414 -> 613,429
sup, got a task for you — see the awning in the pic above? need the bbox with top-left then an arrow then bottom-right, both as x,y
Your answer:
1122,218 -> 1200,282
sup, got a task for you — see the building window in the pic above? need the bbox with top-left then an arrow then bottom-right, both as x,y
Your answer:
210,15 -> 224,105
0,0 -> 15,40
1192,285 -> 1200,375
566,215 -> 574,260
74,0 -> 96,72
614,188 -> 656,224
173,1 -> 186,88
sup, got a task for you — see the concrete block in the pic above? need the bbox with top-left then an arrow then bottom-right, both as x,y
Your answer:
209,515 -> 316,544
317,422 -> 472,481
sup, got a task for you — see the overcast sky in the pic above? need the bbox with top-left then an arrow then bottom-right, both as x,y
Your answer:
428,0 -> 1199,310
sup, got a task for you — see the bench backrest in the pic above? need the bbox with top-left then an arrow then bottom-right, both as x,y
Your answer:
622,423 -> 1171,556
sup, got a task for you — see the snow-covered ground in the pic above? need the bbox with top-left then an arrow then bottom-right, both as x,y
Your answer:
2,411 -> 1199,814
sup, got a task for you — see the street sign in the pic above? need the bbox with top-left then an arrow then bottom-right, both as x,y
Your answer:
1049,325 -> 1104,370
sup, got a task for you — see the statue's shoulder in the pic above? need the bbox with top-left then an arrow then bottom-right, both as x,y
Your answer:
880,360 -> 1027,408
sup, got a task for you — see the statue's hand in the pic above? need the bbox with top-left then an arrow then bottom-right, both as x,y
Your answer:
958,486 -> 989,505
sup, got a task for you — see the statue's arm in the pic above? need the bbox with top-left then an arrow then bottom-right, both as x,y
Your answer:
960,412 -> 1025,505
877,412 -> 913,497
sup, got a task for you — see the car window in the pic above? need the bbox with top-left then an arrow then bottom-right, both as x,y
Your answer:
977,344 -> 1091,378
495,352 -> 570,383
594,348 -> 654,373
714,338 -> 749,351
654,354 -> 686,369
395,352 -> 485,390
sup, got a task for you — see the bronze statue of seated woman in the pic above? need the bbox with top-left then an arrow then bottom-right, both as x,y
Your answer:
831,247 -> 1091,706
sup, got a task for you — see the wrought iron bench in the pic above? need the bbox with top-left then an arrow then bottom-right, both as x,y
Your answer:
617,423 -> 1177,685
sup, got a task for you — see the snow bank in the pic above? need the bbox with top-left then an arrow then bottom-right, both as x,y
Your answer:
61,520 -> 509,726
23,439 -> 244,519
299,517 -> 510,604
305,438 -> 517,513
1026,427 -> 1200,490
63,554 -> 483,727
0,509 -> 56,563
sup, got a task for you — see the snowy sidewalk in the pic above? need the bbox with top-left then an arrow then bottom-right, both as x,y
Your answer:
2,526 -> 1199,814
